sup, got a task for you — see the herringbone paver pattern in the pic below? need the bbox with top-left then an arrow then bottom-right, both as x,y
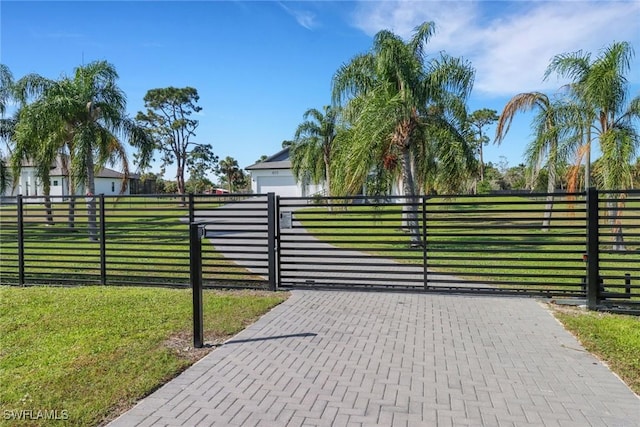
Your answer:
109,291 -> 640,426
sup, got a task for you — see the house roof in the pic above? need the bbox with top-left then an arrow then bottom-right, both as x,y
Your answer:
246,147 -> 292,170
49,166 -> 137,179
21,157 -> 138,179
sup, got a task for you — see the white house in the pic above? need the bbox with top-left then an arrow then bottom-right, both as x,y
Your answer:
246,147 -> 325,197
2,157 -> 136,201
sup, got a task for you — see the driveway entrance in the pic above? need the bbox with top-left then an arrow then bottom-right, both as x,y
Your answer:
109,290 -> 640,426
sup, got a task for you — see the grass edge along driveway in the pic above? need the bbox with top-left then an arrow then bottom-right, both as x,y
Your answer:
549,304 -> 640,396
0,286 -> 288,427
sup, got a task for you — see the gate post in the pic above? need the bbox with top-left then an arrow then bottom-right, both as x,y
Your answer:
275,196 -> 282,290
99,194 -> 107,285
17,195 -> 25,286
586,187 -> 600,310
422,196 -> 428,290
190,222 -> 204,348
267,192 -> 278,291
188,193 -> 195,224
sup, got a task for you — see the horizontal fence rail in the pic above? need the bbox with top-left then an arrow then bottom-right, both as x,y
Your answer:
424,193 -> 588,296
596,190 -> 640,309
278,196 -> 428,290
277,193 -> 590,298
0,193 -> 264,290
2,195 -> 109,286
193,195 -> 271,290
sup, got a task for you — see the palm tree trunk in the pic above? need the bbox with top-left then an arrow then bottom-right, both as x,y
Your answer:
63,157 -> 76,230
85,152 -> 98,241
323,151 -> 332,212
400,147 -> 420,245
67,180 -> 76,230
585,133 -> 591,191
42,178 -> 54,225
542,144 -> 557,232
609,199 -> 626,251
613,219 -> 625,251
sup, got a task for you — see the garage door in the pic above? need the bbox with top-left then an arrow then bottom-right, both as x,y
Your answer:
257,175 -> 299,197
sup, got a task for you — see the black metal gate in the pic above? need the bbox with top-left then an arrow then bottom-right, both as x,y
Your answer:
276,193 -> 590,297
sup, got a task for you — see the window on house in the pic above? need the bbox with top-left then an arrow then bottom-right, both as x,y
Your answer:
52,180 -> 59,186
111,182 -> 115,192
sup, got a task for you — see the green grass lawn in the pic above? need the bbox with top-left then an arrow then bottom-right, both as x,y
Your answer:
0,286 -> 288,427
550,304 -> 640,395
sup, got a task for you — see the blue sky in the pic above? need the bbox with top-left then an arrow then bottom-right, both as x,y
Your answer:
2,0 -> 639,182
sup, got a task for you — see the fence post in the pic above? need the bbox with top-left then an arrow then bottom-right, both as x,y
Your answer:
99,194 -> 107,285
275,195 -> 282,290
188,193 -> 195,224
586,187 -> 600,310
17,195 -> 24,286
422,196 -> 428,290
267,192 -> 277,291
190,222 -> 204,349
624,273 -> 631,298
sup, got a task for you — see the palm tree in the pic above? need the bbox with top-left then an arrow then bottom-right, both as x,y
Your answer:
545,42 -> 640,190
11,61 -> 152,239
0,64 -> 14,194
291,105 -> 340,198
1,65 -> 58,212
331,22 -> 475,244
495,92 -> 565,231
545,41 -> 640,249
219,156 -> 239,192
0,64 -> 13,116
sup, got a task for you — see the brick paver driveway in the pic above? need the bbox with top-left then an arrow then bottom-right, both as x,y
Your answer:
109,290 -> 639,427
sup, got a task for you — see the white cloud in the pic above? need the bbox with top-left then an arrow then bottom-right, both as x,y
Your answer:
278,2 -> 318,30
351,1 -> 640,96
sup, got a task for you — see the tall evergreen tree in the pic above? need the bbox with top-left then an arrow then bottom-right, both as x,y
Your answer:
136,87 -> 210,196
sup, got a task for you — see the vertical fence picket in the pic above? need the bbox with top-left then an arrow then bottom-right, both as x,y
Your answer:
188,193 -> 195,224
275,195 -> 283,290
17,195 -> 24,286
586,187 -> 600,309
422,196 -> 428,290
267,192 -> 277,291
190,222 -> 203,348
99,194 -> 107,285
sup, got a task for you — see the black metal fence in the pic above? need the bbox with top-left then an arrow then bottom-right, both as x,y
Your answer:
0,193 -> 269,289
596,190 -> 640,311
1,189 -> 639,312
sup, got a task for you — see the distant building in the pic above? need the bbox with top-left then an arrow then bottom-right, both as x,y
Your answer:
245,147 -> 324,197
1,156 -> 138,201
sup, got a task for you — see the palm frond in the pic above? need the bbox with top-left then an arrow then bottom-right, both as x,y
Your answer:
495,92 -> 550,144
